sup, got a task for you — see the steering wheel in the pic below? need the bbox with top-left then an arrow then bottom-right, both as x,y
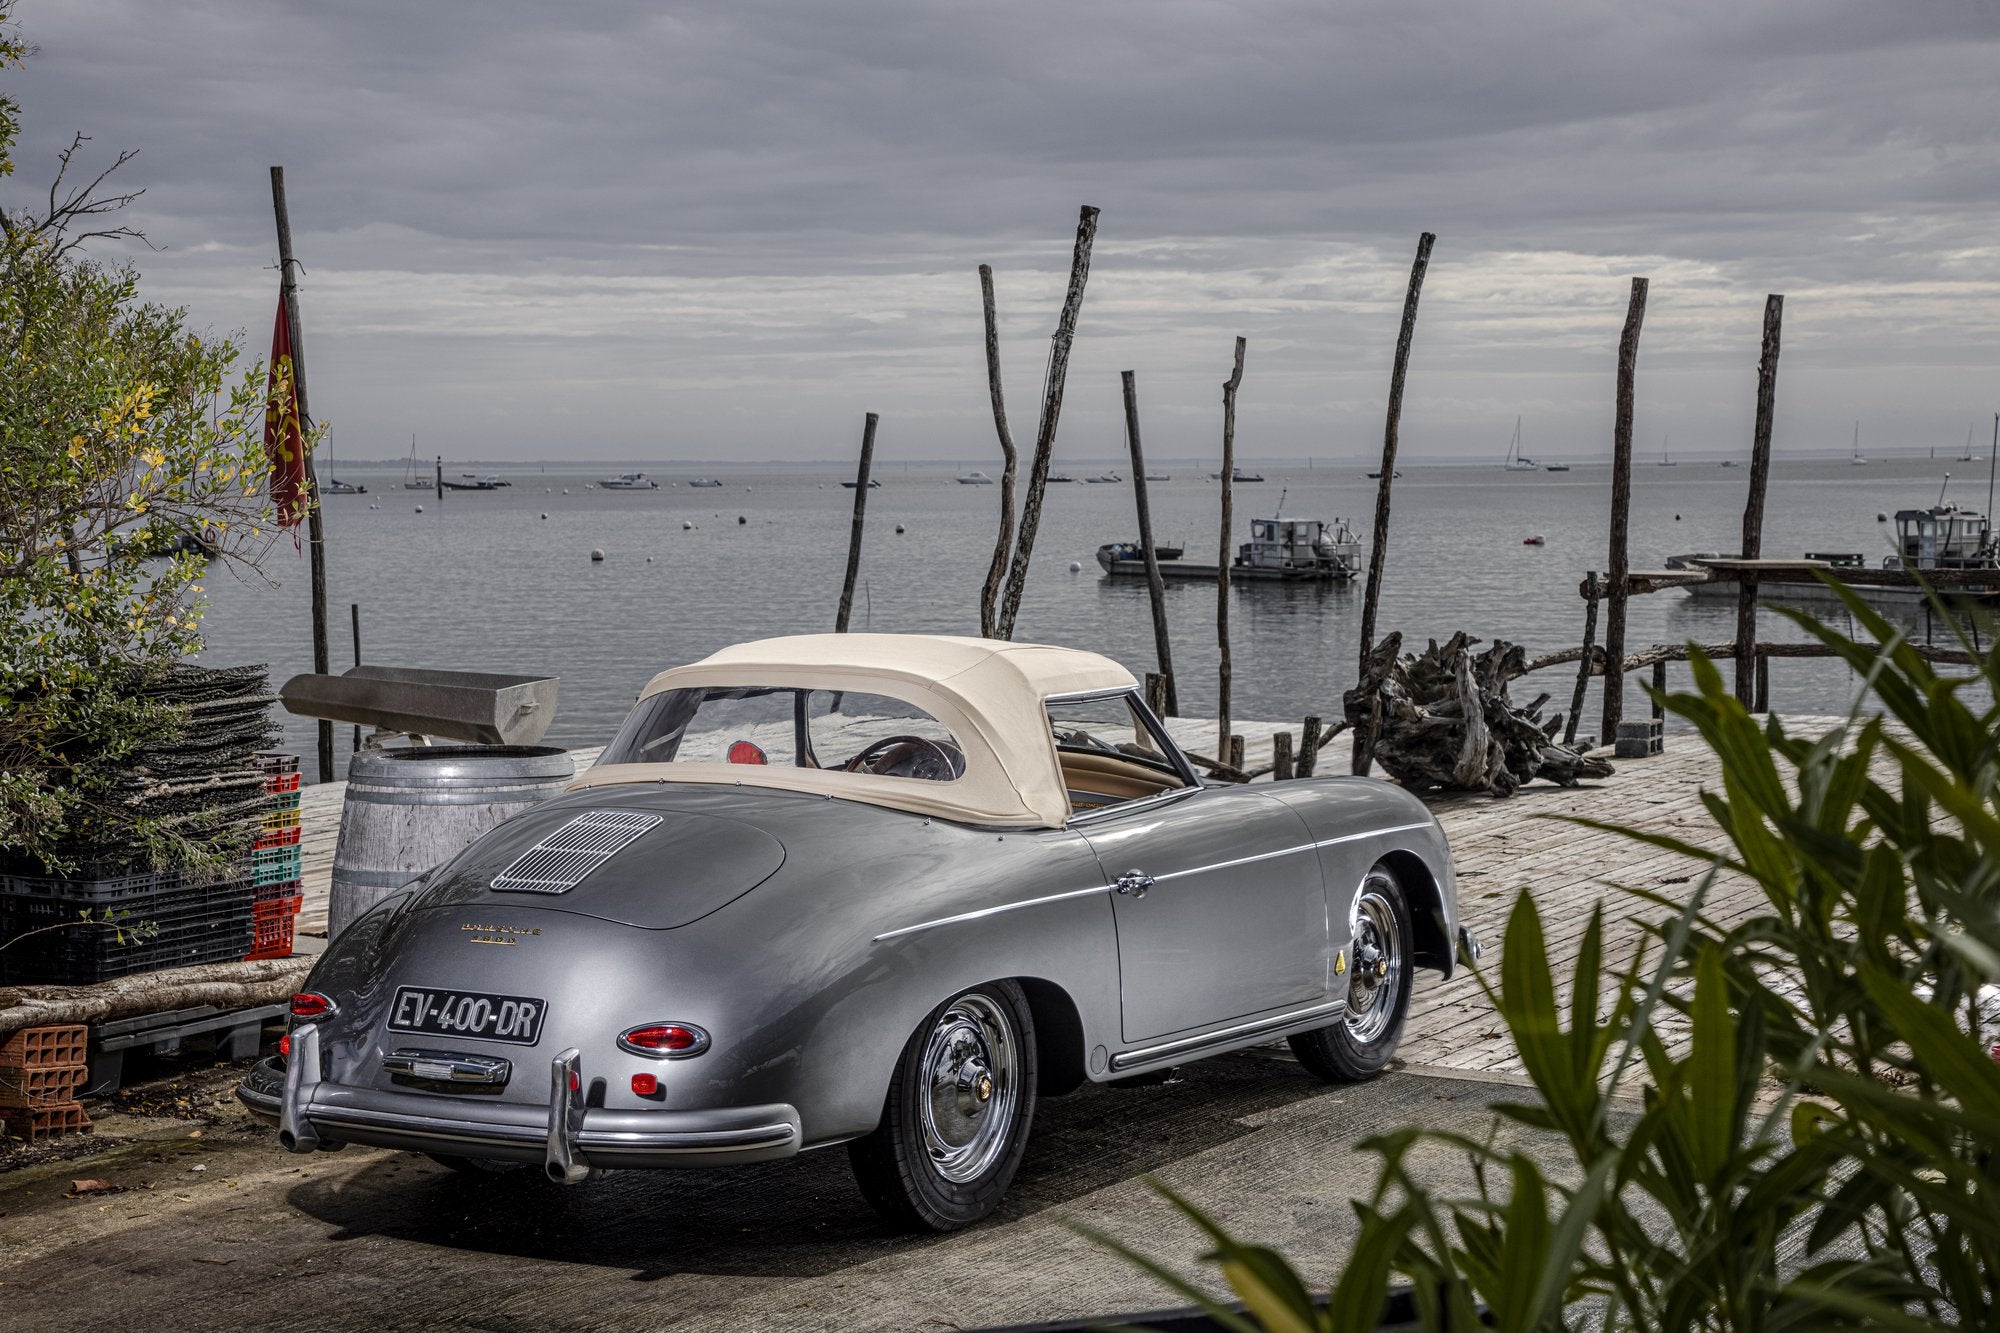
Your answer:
1054,726 -> 1121,755
841,734 -> 962,780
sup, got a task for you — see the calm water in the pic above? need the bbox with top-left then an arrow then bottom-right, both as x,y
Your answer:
197,457 -> 1992,779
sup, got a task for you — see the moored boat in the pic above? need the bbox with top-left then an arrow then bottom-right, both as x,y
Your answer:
1097,515 -> 1359,582
441,473 -> 509,490
957,471 -> 995,485
687,477 -> 725,488
1208,466 -> 1265,482
840,478 -> 882,489
323,478 -> 366,495
599,473 -> 660,490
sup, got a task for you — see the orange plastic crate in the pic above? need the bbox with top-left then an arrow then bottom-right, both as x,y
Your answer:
253,824 -> 302,850
263,770 -> 302,794
0,1024 -> 87,1069
246,893 -> 302,961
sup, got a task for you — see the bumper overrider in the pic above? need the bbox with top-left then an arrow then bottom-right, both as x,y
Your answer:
240,1024 -> 801,1180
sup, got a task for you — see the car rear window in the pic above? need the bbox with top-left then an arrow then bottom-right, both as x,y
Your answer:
597,687 -> 965,781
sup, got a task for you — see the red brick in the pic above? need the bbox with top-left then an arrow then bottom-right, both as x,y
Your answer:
0,1024 -> 87,1069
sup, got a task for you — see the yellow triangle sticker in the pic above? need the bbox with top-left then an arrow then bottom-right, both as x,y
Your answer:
1334,950 -> 1347,975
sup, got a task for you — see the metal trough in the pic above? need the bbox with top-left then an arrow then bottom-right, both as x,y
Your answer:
279,665 -> 559,747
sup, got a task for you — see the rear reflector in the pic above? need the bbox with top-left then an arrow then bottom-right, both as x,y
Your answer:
279,1034 -> 292,1057
631,1073 -> 659,1096
290,992 -> 335,1019
618,1022 -> 711,1059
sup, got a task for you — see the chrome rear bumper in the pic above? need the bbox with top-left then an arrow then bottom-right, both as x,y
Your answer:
247,1025 -> 802,1177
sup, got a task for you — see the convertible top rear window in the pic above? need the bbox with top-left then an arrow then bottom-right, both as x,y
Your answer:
597,687 -> 966,782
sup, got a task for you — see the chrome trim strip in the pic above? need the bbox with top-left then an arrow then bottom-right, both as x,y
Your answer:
1316,820 -> 1434,848
1150,841 -> 1316,883
577,1124 -> 796,1153
1109,998 -> 1347,1071
381,1049 -> 513,1084
873,883 -> 1112,942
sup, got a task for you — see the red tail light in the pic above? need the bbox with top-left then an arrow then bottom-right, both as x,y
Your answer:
279,1034 -> 292,1057
631,1073 -> 659,1096
290,992 -> 335,1019
618,1022 -> 710,1058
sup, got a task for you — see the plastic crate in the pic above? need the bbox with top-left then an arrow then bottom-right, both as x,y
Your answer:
259,791 -> 303,832
252,844 -> 303,887
0,1063 -> 87,1109
254,751 -> 301,776
263,770 -> 302,795
3,1101 -> 90,1141
0,871 -> 255,986
0,1024 -> 86,1069
246,893 -> 302,961
254,876 -> 301,905
252,824 -> 302,851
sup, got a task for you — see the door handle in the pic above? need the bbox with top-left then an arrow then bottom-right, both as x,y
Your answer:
1115,869 -> 1154,898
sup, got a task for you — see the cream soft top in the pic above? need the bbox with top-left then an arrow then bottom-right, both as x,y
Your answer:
574,633 -> 1138,828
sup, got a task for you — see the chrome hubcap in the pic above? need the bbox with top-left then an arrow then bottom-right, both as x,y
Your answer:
918,993 -> 1019,1184
1345,877 -> 1404,1044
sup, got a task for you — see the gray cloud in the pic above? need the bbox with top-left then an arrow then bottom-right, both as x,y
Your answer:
8,0 -> 1998,462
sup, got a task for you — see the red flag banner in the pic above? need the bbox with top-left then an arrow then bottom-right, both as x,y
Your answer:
264,293 -> 309,536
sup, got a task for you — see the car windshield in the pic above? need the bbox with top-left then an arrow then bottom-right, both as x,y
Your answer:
596,687 -> 966,782
1044,692 -> 1190,814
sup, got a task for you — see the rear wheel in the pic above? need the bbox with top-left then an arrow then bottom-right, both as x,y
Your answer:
848,981 -> 1037,1231
1289,864 -> 1415,1082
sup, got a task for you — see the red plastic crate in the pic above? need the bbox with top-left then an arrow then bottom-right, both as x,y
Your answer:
0,1025 -> 87,1069
0,1063 -> 87,1109
263,770 -> 302,794
253,824 -> 302,850
3,1100 -> 91,1141
253,751 -> 300,775
246,893 -> 303,961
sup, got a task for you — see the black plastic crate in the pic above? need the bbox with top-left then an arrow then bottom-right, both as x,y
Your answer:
0,869 -> 255,985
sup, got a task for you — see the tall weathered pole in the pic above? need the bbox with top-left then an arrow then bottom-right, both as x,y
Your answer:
270,166 -> 333,784
1353,232 -> 1436,775
977,265 -> 1018,639
1598,276 -> 1649,745
835,412 -> 879,633
997,205 -> 1100,641
1218,337 -> 1246,747
1735,295 -> 1783,705
1122,370 -> 1177,714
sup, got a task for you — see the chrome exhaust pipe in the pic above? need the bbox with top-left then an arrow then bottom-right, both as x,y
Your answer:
545,1047 -> 590,1185
278,1023 -> 323,1153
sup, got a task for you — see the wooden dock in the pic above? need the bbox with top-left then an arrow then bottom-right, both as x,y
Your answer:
295,716 -> 1858,1076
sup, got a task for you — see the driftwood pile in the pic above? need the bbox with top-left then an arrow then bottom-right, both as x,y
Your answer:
1345,632 -> 1614,796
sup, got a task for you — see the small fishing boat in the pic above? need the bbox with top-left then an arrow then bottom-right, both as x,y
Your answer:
957,471 -> 995,485
840,478 -> 882,489
1208,467 -> 1264,483
441,474 -> 506,491
1545,463 -> 1571,473
1720,460 -> 1740,468
322,478 -> 366,495
1144,473 -> 1171,482
599,473 -> 659,490
1085,472 -> 1122,484
1097,514 -> 1360,583
1366,470 -> 1404,480
1048,473 -> 1077,484
687,477 -> 725,488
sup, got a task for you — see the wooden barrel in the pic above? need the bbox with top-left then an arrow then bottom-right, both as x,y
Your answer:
328,745 -> 575,940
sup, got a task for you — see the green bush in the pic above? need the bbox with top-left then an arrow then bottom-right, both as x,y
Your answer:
1099,589 -> 1999,1329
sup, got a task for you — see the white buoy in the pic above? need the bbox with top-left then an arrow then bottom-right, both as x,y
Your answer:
895,524 -> 906,534
646,556 -> 654,563
590,549 -> 605,562
414,505 -> 424,513
562,488 -> 569,495
1069,561 -> 1082,573
683,520 -> 693,530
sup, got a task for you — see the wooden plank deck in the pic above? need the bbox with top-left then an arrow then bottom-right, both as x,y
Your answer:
295,716 -> 1860,1077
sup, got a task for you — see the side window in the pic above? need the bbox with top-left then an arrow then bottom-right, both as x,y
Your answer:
597,688 -> 799,767
1045,693 -> 1189,814
806,691 -> 964,781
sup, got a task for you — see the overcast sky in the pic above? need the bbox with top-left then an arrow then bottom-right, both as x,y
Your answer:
11,1 -> 1999,464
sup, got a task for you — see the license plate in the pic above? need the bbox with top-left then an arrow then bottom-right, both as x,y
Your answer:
387,986 -> 546,1046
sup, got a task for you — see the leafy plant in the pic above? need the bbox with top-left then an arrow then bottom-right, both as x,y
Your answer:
0,11 -> 289,872
1096,586 -> 2000,1329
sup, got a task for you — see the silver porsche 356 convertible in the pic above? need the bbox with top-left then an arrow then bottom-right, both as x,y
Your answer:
243,634 -> 1471,1230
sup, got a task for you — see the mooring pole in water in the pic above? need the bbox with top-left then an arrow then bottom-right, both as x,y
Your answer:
997,205 -> 1100,642
1736,295 -> 1784,706
1354,231 -> 1436,775
435,456 -> 442,505
977,265 -> 1018,640
1218,337 -> 1246,748
1122,371 -> 1178,715
1566,572 -> 1600,746
1598,276 -> 1649,746
270,166 -> 333,784
835,413 -> 879,634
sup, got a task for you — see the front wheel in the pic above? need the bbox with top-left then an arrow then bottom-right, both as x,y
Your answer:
1289,864 -> 1415,1082
848,981 -> 1037,1231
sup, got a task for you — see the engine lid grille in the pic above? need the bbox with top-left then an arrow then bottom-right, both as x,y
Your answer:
491,811 -> 663,893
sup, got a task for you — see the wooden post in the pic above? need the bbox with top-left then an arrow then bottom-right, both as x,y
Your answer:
1272,731 -> 1294,781
1123,371 -> 1178,714
1353,231 -> 1436,775
997,205 -> 1100,641
1736,295 -> 1783,705
1143,672 -> 1168,719
1227,734 -> 1245,775
270,166 -> 333,784
977,265 -> 1019,639
1566,572 -> 1600,746
1298,715 -> 1322,777
350,603 -> 362,753
1755,650 -> 1770,713
1652,660 -> 1667,721
834,413 -> 879,633
1598,277 -> 1648,746
435,456 -> 442,504
1218,337 -> 1246,747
